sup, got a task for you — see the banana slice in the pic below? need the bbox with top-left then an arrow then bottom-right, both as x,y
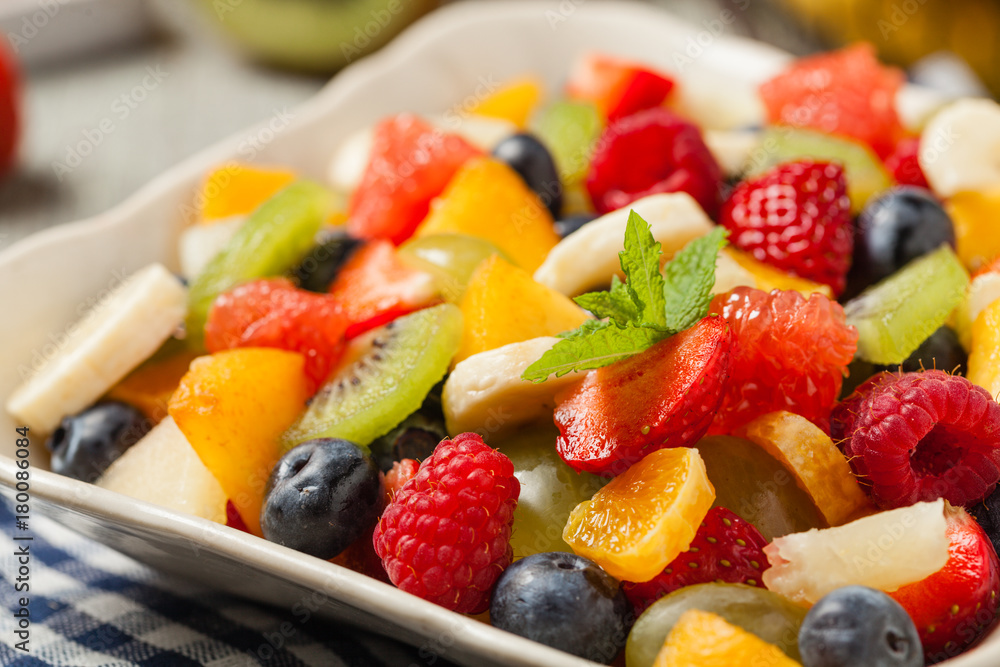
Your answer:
705,129 -> 759,177
327,115 -> 516,192
6,264 -> 187,434
534,192 -> 715,296
178,216 -> 244,280
920,98 -> 1000,198
443,337 -> 584,439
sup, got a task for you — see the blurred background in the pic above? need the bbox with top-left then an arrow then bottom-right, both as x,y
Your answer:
0,0 -> 994,247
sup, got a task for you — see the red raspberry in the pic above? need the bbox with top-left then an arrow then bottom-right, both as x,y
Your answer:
372,433 -> 519,613
708,287 -> 857,435
831,370 -> 1000,510
720,160 -> 853,295
382,458 -> 419,505
205,278 -> 347,394
623,507 -> 769,615
759,43 -> 906,159
585,107 -> 722,218
884,136 -> 931,189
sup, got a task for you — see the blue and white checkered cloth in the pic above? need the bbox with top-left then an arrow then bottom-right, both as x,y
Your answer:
0,497 -> 444,667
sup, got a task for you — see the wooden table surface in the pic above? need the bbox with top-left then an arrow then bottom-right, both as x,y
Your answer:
0,0 -> 813,250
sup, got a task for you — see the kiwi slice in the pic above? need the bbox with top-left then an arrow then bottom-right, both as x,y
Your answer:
747,127 -> 892,212
845,244 -> 968,365
185,180 -> 332,350
281,303 -> 463,451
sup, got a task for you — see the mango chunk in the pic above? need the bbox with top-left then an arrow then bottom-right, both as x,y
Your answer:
198,163 -> 297,223
470,77 -> 543,128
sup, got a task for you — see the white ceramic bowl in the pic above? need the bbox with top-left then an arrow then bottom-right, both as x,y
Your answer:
0,2 -> 989,665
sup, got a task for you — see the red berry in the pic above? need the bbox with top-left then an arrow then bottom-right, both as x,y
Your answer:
225,500 -> 250,533
622,507 -> 770,615
585,107 -> 722,218
554,316 -> 732,477
205,278 -> 347,394
372,433 -> 519,614
885,136 -> 931,189
889,504 -> 1000,662
708,286 -> 857,435
831,370 -> 1000,510
328,240 -> 438,339
720,160 -> 853,295
759,43 -> 906,159
0,41 -> 19,175
348,114 -> 481,245
566,53 -> 675,121
382,458 -> 419,505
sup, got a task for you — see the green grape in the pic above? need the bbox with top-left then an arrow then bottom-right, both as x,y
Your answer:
533,100 -> 603,187
493,425 -> 606,561
397,233 -> 511,302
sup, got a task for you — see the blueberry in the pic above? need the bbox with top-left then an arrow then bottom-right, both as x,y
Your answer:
554,212 -> 599,238
293,229 -> 362,293
46,401 -> 151,483
490,552 -> 632,664
968,485 -> 1000,557
798,586 -> 923,667
848,186 -> 955,297
262,438 -> 382,559
492,133 -> 564,218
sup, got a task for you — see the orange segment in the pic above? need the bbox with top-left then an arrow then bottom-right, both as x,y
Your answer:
968,298 -> 1000,399
654,610 -> 802,667
724,248 -> 833,298
946,189 -> 1000,271
455,255 -> 589,365
168,348 -> 310,536
563,447 -> 715,582
416,157 -> 560,273
470,77 -> 543,128
738,411 -> 875,526
199,163 -> 297,223
107,349 -> 199,424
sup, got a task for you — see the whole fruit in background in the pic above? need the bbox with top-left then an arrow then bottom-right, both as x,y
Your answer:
372,432 -> 519,613
585,107 -> 722,218
848,186 -> 955,297
261,438 -> 382,560
46,402 -> 152,483
490,552 -> 632,664
491,133 -> 563,218
832,370 -> 1000,510
797,586 -> 923,667
720,161 -> 853,296
889,504 -> 1000,663
0,40 -> 19,174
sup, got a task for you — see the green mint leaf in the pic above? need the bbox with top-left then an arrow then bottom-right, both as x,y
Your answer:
556,318 -> 609,339
522,321 -> 671,382
662,226 -> 728,332
620,210 -> 666,327
574,278 -> 640,324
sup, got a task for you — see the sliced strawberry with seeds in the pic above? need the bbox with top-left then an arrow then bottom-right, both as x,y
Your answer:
622,507 -> 770,615
832,370 -> 1000,510
554,315 -> 731,477
890,504 -> 1000,663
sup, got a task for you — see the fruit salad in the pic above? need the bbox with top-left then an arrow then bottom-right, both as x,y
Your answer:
10,44 -> 1000,667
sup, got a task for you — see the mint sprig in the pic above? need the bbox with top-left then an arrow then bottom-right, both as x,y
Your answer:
522,212 -> 727,382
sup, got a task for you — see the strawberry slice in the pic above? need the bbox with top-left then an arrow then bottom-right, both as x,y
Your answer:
348,114 -> 481,245
566,52 -> 675,121
889,504 -> 1000,663
622,507 -> 770,615
328,240 -> 439,339
554,315 -> 732,477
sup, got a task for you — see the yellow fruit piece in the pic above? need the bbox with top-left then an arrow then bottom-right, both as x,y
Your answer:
563,447 -> 715,582
470,77 -> 543,128
968,298 -> 1000,399
946,189 -> 1000,271
724,248 -> 833,298
455,255 -> 589,365
199,163 -> 296,223
738,411 -> 875,526
107,349 -> 199,424
954,270 -> 1000,352
416,157 -> 560,273
654,609 -> 801,667
169,348 -> 310,536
